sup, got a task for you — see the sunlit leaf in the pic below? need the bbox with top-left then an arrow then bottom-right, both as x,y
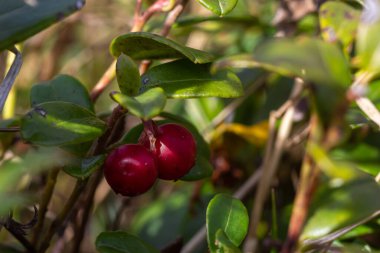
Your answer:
319,2 -> 360,51
196,0 -> 238,17
116,53 -> 141,96
206,194 -> 249,252
110,32 -> 214,63
111,88 -> 166,120
215,229 -> 242,253
20,101 -> 106,146
141,59 -> 243,98
356,21 -> 380,74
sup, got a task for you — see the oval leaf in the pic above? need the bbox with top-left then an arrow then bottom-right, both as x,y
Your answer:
111,88 -> 166,120
0,0 -> 85,51
116,53 -> 141,96
20,101 -> 106,146
30,74 -> 93,111
206,194 -> 249,252
215,229 -> 242,253
96,231 -> 159,253
227,38 -> 351,87
141,59 -> 243,98
64,154 -> 106,179
110,32 -> 214,64
356,21 -> 380,74
196,0 -> 238,17
319,2 -> 360,51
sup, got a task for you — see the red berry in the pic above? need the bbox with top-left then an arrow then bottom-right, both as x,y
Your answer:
104,144 -> 157,196
140,123 -> 197,180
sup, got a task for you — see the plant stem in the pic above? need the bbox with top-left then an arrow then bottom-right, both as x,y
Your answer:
32,168 -> 60,245
38,180 -> 87,252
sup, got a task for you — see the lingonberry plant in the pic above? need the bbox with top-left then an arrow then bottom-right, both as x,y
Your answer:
2,0 -> 380,253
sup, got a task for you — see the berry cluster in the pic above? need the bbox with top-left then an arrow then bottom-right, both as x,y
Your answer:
103,121 -> 197,197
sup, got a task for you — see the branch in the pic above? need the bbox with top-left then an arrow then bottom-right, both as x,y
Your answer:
0,47 -> 22,113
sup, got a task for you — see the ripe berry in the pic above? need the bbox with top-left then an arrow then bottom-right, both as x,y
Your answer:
104,144 -> 157,197
139,122 -> 197,180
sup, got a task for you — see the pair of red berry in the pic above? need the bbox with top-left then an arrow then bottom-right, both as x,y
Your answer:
103,121 -> 197,197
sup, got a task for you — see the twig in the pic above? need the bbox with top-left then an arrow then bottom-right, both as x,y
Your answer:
38,180 -> 88,252
244,79 -> 304,253
0,47 -> 22,113
0,127 -> 20,132
139,0 -> 189,74
202,75 -> 266,138
90,60 -> 117,102
32,168 -> 60,244
356,97 -> 380,128
180,169 -> 263,253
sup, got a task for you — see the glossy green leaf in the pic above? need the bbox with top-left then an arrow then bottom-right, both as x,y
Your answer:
215,229 -> 242,253
64,154 -> 106,179
96,231 -> 159,253
300,145 -> 380,244
20,101 -> 106,146
196,0 -> 238,17
304,175 -> 380,242
0,0 -> 84,51
30,74 -> 93,111
357,21 -> 380,74
110,32 -> 214,63
331,143 -> 380,176
251,38 -> 352,87
111,88 -> 166,120
319,2 -> 360,50
116,53 -> 141,96
181,155 -> 213,181
141,59 -> 243,98
131,190 -> 206,249
206,194 -> 249,252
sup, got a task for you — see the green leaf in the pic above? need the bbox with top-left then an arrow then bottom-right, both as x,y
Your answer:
110,32 -> 214,63
30,74 -> 93,111
196,0 -> 238,17
319,1 -> 360,51
331,143 -> 380,176
141,59 -> 243,99
250,38 -> 352,87
301,176 -> 380,242
111,88 -> 166,120
96,231 -> 159,253
181,155 -> 213,181
20,101 -> 106,146
0,0 -> 84,51
206,194 -> 249,252
300,145 -> 380,244
215,229 -> 242,253
64,154 -> 106,179
356,21 -> 380,74
116,53 -> 141,96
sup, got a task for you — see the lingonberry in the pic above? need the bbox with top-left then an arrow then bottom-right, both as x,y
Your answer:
104,144 -> 157,196
139,122 -> 197,180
